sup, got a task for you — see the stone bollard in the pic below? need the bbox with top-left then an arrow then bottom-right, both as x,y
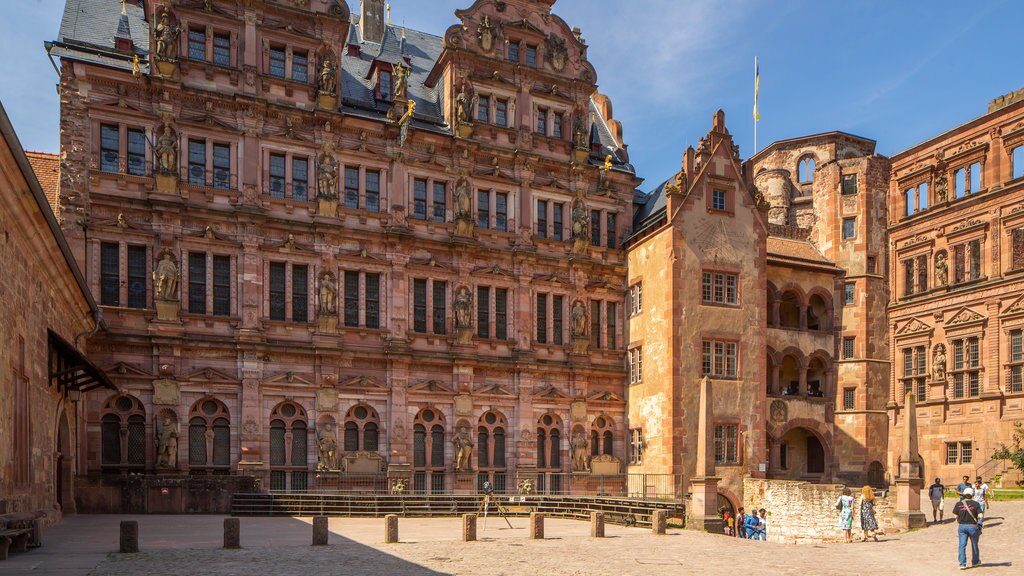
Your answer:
530,512 -> 544,540
651,510 -> 667,535
590,511 -> 605,538
312,516 -> 329,546
223,518 -> 240,549
119,520 -> 139,553
462,514 -> 477,542
384,514 -> 399,544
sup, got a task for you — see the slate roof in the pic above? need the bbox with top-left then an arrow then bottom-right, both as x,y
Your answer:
26,151 -> 61,221
48,0 -> 149,73
633,172 -> 674,228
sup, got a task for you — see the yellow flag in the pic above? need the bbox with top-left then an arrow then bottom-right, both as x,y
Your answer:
753,57 -> 761,122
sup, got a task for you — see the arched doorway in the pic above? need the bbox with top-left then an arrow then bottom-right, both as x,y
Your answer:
778,426 -> 829,481
55,411 -> 74,514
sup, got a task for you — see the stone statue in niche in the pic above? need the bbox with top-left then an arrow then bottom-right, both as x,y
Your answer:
319,273 -> 337,315
933,344 -> 947,382
154,12 -> 181,64
934,172 -> 948,203
476,15 -> 495,53
317,144 -> 338,201
571,430 -> 589,472
155,416 -> 178,469
935,251 -> 948,286
455,83 -> 476,126
453,177 -> 474,235
318,58 -> 337,96
455,286 -> 472,329
154,253 -> 179,301
573,113 -> 589,150
317,423 -> 338,470
155,125 -> 178,175
570,300 -> 588,338
453,426 -> 474,471
571,193 -> 591,253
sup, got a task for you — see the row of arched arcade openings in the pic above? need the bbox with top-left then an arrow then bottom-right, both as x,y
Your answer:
98,394 -> 620,494
765,348 -> 834,398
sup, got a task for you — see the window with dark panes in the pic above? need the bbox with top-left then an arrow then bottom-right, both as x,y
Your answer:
477,190 -> 490,229
714,424 -> 738,464
525,44 -> 537,67
269,46 -> 286,78
269,262 -> 286,321
606,213 -> 616,248
842,173 -> 858,195
188,252 -> 207,314
127,128 -> 146,176
292,264 -> 308,323
590,300 -> 601,349
432,281 -> 447,335
413,279 -> 427,333
213,255 -> 231,316
365,170 -> 380,212
477,286 -> 490,339
212,143 -> 230,189
292,51 -> 308,83
536,293 -> 548,344
507,42 -> 519,63
536,199 -> 548,238
432,182 -> 446,222
1009,329 -> 1023,393
495,99 -> 507,127
843,336 -> 855,359
961,441 -> 973,464
606,302 -> 616,349
843,388 -> 855,410
366,273 -> 380,329
842,217 -> 855,239
100,124 -> 119,172
344,167 -> 359,209
478,95 -> 490,123
292,157 -> 308,201
188,28 -> 206,61
413,179 -> 427,219
127,245 -> 147,309
969,238 -> 981,280
537,108 -> 547,135
495,192 -> 508,232
553,112 -> 563,139
100,243 -> 120,306
552,294 -> 564,345
378,70 -> 392,101
344,270 -> 359,327
269,153 -> 286,198
213,33 -> 230,66
552,202 -> 563,241
495,288 -> 508,340
953,243 -> 966,284
845,283 -> 855,305
712,189 -> 727,210
188,139 -> 206,185
591,209 -> 601,246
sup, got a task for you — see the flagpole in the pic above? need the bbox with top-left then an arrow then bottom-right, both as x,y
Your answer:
753,56 -> 758,154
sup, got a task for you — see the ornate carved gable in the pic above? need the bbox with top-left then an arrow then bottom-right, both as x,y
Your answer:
895,318 -> 932,335
1004,294 -> 1024,316
184,366 -> 238,383
338,375 -> 388,390
407,379 -> 456,394
946,307 -> 986,326
265,371 -> 315,386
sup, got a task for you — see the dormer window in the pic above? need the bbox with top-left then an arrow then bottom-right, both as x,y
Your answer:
378,69 -> 393,102
798,156 -> 815,184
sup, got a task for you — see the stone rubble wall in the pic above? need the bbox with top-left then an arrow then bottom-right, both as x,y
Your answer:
743,478 -> 897,544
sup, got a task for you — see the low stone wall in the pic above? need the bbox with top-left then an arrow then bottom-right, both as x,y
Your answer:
742,478 -> 896,544
75,474 -> 258,514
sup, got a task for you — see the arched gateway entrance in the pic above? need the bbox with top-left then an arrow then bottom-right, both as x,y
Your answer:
772,425 -> 830,481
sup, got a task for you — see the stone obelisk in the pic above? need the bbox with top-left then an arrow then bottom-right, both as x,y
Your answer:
893,392 -> 926,529
687,376 -> 724,533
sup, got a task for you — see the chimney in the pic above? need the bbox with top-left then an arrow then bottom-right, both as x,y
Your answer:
360,0 -> 385,44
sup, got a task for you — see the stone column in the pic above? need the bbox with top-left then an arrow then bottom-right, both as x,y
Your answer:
384,514 -> 399,543
119,520 -> 139,553
462,514 -> 477,542
651,510 -> 666,535
223,518 -> 240,549
893,392 -> 926,529
529,512 -> 544,539
590,511 -> 605,537
687,376 -> 724,533
312,516 -> 329,546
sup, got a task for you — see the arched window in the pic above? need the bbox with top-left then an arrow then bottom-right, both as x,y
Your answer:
478,410 -> 507,470
412,408 -> 446,493
188,398 -> 230,473
537,413 -> 562,470
780,353 -> 801,395
100,394 -> 146,470
268,401 -> 308,490
343,404 -> 380,452
807,292 -> 831,331
779,290 -> 802,329
798,156 -> 815,184
806,356 -> 829,398
590,415 -> 614,457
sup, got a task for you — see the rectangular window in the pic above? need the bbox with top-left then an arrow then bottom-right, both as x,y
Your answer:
126,245 -> 147,309
842,218 -> 856,239
552,202 -> 564,241
432,182 -> 447,222
432,281 -> 447,335
477,190 -> 490,229
954,244 -> 966,284
968,162 -> 981,193
495,192 -> 508,232
536,199 -> 548,238
867,256 -> 876,274
268,262 -> 286,321
292,157 -> 309,201
843,388 -> 855,410
961,441 -> 973,464
842,173 -> 858,195
606,302 -> 616,350
844,283 -> 855,305
591,210 -> 601,247
525,44 -> 537,67
344,270 -> 359,327
1011,228 -> 1024,270
712,189 -> 727,210
536,293 -> 548,344
365,273 -> 380,329
291,265 -> 308,322
953,373 -> 964,399
590,300 -> 601,349
495,288 -> 508,340
89,238 -> 125,304
606,213 -> 617,249
955,168 -> 967,198
365,170 -> 380,212
946,443 -> 959,465
477,95 -> 490,123
212,255 -> 231,316
100,124 -> 120,173
378,70 -> 392,101
292,51 -> 308,83
537,109 -> 547,135
843,336 -> 855,359
552,294 -> 564,345
126,128 -> 146,176
413,179 -> 427,220
495,99 -> 507,127
508,42 -> 520,63
553,113 -> 563,139
905,188 -> 915,217
212,143 -> 230,189
188,253 -> 207,314
1013,147 -> 1024,180
714,424 -> 739,465
213,33 -> 231,66
969,239 -> 981,281
630,283 -> 642,315
477,286 -> 490,339
629,428 -> 643,465
269,46 -> 286,78
701,340 -> 737,378
268,153 -> 286,198
701,272 -> 738,305
629,347 -> 643,384
1012,330 -> 1023,363
344,167 -> 360,209
916,254 -> 928,293
918,183 -> 929,211
188,28 -> 206,61
413,279 -> 427,333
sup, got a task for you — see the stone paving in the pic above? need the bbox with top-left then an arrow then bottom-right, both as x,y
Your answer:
5,499 -> 1020,575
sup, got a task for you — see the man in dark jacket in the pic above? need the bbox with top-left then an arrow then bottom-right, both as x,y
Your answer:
953,487 -> 983,570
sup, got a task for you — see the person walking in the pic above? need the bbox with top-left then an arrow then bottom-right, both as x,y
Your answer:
973,477 -> 992,527
836,487 -> 855,543
956,475 -> 971,497
953,486 -> 983,570
736,507 -> 746,538
859,485 -> 879,541
744,509 -> 759,540
929,477 -> 946,523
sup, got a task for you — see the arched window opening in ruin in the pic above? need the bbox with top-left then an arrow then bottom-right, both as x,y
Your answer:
188,398 -> 231,473
806,356 -> 828,397
100,394 -> 146,470
798,156 -> 815,184
269,401 -> 308,490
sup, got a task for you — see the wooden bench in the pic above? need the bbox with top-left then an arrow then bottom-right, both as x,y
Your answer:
0,511 -> 45,560
0,527 -> 33,560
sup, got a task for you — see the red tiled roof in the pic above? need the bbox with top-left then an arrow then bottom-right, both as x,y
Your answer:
767,236 -> 834,266
25,151 -> 60,222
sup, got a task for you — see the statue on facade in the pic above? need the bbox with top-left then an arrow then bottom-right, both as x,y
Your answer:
318,58 -> 337,96
393,63 -> 411,100
934,172 -> 949,203
571,430 -> 589,472
573,113 -> 589,150
455,83 -> 475,126
935,251 -> 949,286
453,177 -> 473,234
155,416 -> 178,469
933,344 -> 947,382
476,15 -> 495,53
154,253 -> 179,301
319,273 -> 337,315
155,125 -> 178,175
154,12 -> 180,63
570,300 -> 588,338
571,193 -> 590,250
317,144 -> 338,200
317,423 -> 338,470
545,32 -> 567,72
454,286 -> 472,330
453,426 -> 474,471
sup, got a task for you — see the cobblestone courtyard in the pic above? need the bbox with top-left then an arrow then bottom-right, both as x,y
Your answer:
7,499 -> 1020,575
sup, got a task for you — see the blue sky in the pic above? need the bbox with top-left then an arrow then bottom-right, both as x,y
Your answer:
1,0 -> 1020,190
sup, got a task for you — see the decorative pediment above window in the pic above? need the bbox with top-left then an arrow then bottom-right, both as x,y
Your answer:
473,383 -> 517,398
895,318 -> 932,336
533,385 -> 571,399
946,307 -> 986,327
105,361 -> 154,379
407,379 -> 455,394
184,366 -> 239,383
587,390 -> 624,403
471,264 -> 516,278
339,375 -> 388,390
1002,295 -> 1024,317
264,370 -> 315,386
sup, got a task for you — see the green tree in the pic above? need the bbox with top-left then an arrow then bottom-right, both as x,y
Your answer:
992,421 -> 1024,481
